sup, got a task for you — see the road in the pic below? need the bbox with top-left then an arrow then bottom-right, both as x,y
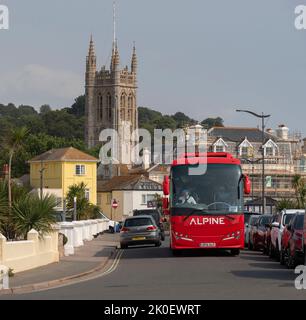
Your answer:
1,238 -> 306,300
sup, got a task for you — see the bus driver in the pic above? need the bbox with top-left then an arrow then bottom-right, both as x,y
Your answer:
177,189 -> 197,205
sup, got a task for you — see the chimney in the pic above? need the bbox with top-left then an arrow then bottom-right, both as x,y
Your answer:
276,124 -> 289,140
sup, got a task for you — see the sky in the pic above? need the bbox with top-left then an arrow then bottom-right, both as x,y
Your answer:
0,0 -> 306,135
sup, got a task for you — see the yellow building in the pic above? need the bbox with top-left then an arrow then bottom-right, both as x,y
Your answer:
29,147 -> 99,209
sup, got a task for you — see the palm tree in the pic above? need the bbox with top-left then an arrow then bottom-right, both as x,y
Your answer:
4,127 -> 30,209
276,198 -> 297,212
0,180 -> 28,239
292,175 -> 306,209
12,193 -> 57,239
66,182 -> 90,220
0,180 -> 8,236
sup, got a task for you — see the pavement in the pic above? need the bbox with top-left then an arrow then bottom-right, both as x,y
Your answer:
0,232 -> 119,294
2,237 -> 306,300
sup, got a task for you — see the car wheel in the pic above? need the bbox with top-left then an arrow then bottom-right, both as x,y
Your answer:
231,249 -> 240,256
286,248 -> 295,269
155,241 -> 162,247
275,243 -> 280,262
279,247 -> 285,265
269,242 -> 274,258
248,239 -> 253,251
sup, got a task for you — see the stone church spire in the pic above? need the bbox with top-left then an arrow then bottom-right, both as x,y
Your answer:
111,42 -> 120,71
86,35 -> 96,72
131,45 -> 137,74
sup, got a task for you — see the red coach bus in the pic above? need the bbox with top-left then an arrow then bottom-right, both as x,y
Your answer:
162,152 -> 251,256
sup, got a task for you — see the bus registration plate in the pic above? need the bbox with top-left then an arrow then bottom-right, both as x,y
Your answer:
200,243 -> 216,248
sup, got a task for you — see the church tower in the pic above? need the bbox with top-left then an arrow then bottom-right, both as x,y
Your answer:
84,20 -> 138,150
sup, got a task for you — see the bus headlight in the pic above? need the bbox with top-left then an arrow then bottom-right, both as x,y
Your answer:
223,231 -> 241,241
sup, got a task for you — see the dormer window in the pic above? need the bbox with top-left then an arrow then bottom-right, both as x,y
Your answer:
263,139 -> 278,157
213,138 -> 228,153
239,138 -> 253,158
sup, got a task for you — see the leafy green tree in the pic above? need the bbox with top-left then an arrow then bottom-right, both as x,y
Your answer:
276,198 -> 297,212
69,95 -> 85,117
171,112 -> 197,128
42,109 -> 85,140
40,104 -> 52,114
138,107 -> 162,125
201,117 -> 224,129
292,175 -> 306,209
18,105 -> 37,116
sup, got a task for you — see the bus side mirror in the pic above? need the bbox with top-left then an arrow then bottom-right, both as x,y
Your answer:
162,197 -> 170,216
244,175 -> 251,195
163,176 -> 170,196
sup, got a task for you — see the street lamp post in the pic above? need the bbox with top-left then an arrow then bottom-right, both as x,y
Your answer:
73,196 -> 77,221
243,158 -> 262,211
236,109 -> 271,214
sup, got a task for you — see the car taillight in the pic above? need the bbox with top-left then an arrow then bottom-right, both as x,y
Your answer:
147,225 -> 157,231
121,227 -> 130,233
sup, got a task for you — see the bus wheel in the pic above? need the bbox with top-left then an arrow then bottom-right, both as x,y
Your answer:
230,249 -> 240,256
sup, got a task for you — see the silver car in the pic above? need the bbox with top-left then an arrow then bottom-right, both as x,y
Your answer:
120,215 -> 162,249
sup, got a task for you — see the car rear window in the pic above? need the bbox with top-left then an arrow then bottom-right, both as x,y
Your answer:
134,210 -> 160,224
283,214 -> 294,226
250,217 -> 259,225
244,214 -> 251,224
295,215 -> 304,229
259,216 -> 271,226
125,218 -> 154,227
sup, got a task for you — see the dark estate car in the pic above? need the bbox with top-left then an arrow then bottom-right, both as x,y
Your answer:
133,209 -> 165,241
263,214 -> 278,255
247,216 -> 260,250
250,215 -> 273,252
280,212 -> 305,268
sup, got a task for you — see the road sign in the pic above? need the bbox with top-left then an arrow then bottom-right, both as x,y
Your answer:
112,199 -> 118,209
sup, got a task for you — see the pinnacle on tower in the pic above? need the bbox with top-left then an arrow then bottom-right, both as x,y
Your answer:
131,44 -> 137,73
111,42 -> 120,70
88,35 -> 95,57
86,35 -> 96,70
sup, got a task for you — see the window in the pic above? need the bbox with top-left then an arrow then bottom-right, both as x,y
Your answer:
215,146 -> 224,153
75,165 -> 85,176
213,138 -> 227,153
265,147 -> 274,157
241,147 -> 249,157
128,95 -> 133,121
97,94 -> 103,120
141,194 -> 156,205
107,93 -> 112,120
104,167 -> 110,177
85,189 -> 90,201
